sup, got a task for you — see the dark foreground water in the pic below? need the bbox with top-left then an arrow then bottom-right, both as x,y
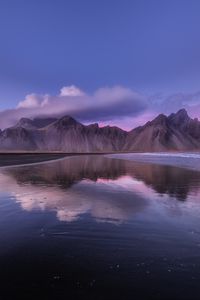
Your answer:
0,155 -> 200,299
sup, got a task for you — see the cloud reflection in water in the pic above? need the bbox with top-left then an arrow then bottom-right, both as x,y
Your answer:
1,155 -> 200,223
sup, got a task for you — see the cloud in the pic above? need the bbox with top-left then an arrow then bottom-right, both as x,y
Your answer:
17,93 -> 50,109
0,85 -> 147,129
17,94 -> 40,108
0,84 -> 200,130
59,85 -> 85,97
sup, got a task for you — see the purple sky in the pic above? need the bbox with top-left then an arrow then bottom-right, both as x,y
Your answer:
0,0 -> 200,129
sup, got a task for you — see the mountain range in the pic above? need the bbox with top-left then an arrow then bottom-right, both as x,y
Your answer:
0,109 -> 199,152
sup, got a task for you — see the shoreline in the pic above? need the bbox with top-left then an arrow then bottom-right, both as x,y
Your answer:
0,152 -> 112,168
0,150 -> 200,154
0,151 -> 200,169
106,153 -> 200,172
0,153 -> 69,167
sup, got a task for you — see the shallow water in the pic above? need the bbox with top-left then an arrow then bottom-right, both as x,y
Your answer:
107,152 -> 200,171
1,155 -> 200,299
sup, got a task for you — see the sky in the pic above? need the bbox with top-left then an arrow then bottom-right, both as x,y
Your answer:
0,0 -> 200,129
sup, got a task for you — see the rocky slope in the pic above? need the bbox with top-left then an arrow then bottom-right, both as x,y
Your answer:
124,109 -> 200,151
0,116 -> 127,151
0,109 -> 199,152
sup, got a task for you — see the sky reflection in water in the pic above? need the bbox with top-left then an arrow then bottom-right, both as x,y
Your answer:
1,155 -> 200,299
1,155 -> 200,224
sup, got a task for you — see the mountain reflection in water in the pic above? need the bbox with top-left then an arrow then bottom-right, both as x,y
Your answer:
1,155 -> 200,223
1,155 -> 200,300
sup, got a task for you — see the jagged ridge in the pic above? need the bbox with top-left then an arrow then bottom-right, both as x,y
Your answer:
0,109 -> 199,152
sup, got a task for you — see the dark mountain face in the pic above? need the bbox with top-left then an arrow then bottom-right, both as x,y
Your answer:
0,109 -> 199,152
168,109 -> 200,140
14,117 -> 58,130
0,127 -> 37,150
42,117 -> 128,152
124,109 -> 200,152
0,116 -> 128,152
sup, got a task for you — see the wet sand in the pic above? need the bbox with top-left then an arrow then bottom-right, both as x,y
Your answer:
0,152 -> 110,167
0,153 -> 71,167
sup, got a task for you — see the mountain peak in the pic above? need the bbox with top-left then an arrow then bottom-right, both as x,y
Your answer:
15,118 -> 36,129
175,108 -> 189,118
15,117 -> 58,129
151,114 -> 168,125
53,115 -> 82,128
86,123 -> 99,130
60,115 -> 78,123
19,117 -> 32,123
168,108 -> 190,126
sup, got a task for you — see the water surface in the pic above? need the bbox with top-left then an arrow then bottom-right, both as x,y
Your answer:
1,155 -> 200,299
